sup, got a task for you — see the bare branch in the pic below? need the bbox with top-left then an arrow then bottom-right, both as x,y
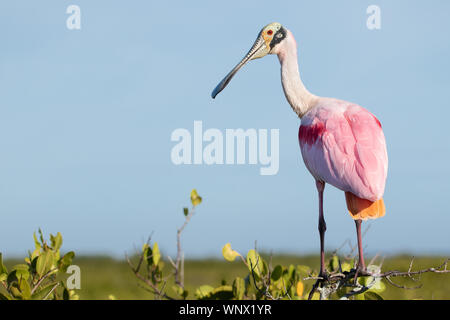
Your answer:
304,258 -> 450,299
175,205 -> 195,288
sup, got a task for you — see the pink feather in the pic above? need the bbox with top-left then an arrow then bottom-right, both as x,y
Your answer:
299,98 -> 388,202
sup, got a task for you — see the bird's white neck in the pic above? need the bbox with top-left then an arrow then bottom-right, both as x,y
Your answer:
276,31 -> 317,118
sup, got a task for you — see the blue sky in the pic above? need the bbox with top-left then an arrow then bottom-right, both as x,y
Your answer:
0,1 -> 449,259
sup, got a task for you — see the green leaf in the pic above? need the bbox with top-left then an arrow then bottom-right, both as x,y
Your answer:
0,253 -> 8,280
7,271 -> 18,287
12,264 -> 30,281
195,285 -> 214,299
341,262 -> 352,272
232,277 -> 245,300
262,261 -> 269,276
143,244 -> 153,266
0,292 -> 11,300
271,265 -> 283,281
357,274 -> 385,293
196,285 -> 234,300
310,292 -> 320,300
246,250 -> 264,278
190,189 -> 202,207
58,251 -> 75,273
363,265 -> 386,293
369,278 -> 386,293
33,233 -> 42,251
183,207 -> 189,216
209,285 -> 233,300
172,284 -> 188,299
30,248 -> 40,261
222,243 -> 240,262
336,286 -> 348,299
364,291 -> 384,300
36,251 -> 54,277
50,232 -> 63,251
10,285 -> 23,299
244,275 -> 251,291
296,265 -> 311,277
280,265 -> 297,292
287,264 -> 296,281
19,278 -> 31,300
354,291 -> 366,300
173,285 -> 183,296
38,229 -> 45,246
152,243 -> 161,266
329,255 -> 339,272
63,288 -> 70,300
357,276 -> 369,286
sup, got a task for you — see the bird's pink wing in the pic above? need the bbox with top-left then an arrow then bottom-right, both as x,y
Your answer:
299,104 -> 388,201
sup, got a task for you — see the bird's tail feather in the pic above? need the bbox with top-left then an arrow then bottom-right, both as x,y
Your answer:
345,192 -> 385,220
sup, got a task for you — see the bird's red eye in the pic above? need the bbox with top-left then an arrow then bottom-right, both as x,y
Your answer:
267,30 -> 273,35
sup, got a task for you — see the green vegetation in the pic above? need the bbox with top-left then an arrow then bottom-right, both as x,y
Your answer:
1,190 -> 449,300
4,254 -> 448,300
0,229 -> 76,300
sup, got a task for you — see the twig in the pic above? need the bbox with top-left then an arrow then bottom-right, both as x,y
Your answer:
175,205 -> 195,288
31,268 -> 58,295
126,253 -> 174,300
376,258 -> 450,278
167,256 -> 177,269
43,282 -> 59,300
384,276 -> 422,290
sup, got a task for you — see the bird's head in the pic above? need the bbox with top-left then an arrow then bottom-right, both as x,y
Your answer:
211,22 -> 287,99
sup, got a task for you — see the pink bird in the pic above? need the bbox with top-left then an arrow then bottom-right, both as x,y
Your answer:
212,23 -> 388,283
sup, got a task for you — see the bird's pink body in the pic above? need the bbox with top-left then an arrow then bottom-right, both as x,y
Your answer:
299,98 -> 388,202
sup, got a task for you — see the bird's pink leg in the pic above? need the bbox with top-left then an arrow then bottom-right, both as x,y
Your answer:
355,219 -> 366,271
316,180 -> 327,277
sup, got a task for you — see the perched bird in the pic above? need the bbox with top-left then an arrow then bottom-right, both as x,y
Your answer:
212,23 -> 388,283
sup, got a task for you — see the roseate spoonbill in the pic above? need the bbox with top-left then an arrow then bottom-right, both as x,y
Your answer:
211,23 -> 388,281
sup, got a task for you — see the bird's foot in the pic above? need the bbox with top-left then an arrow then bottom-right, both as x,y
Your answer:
318,271 -> 329,281
308,271 -> 329,300
353,264 -> 368,284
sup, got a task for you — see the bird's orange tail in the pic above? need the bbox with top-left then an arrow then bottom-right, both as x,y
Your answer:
345,192 -> 385,220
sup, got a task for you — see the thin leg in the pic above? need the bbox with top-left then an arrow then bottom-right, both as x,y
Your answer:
308,180 -> 327,300
316,180 -> 327,276
355,219 -> 366,271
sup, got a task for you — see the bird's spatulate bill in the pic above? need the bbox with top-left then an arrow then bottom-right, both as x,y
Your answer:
211,32 -> 269,99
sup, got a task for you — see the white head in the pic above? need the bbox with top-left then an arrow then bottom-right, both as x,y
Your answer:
211,22 -> 289,99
